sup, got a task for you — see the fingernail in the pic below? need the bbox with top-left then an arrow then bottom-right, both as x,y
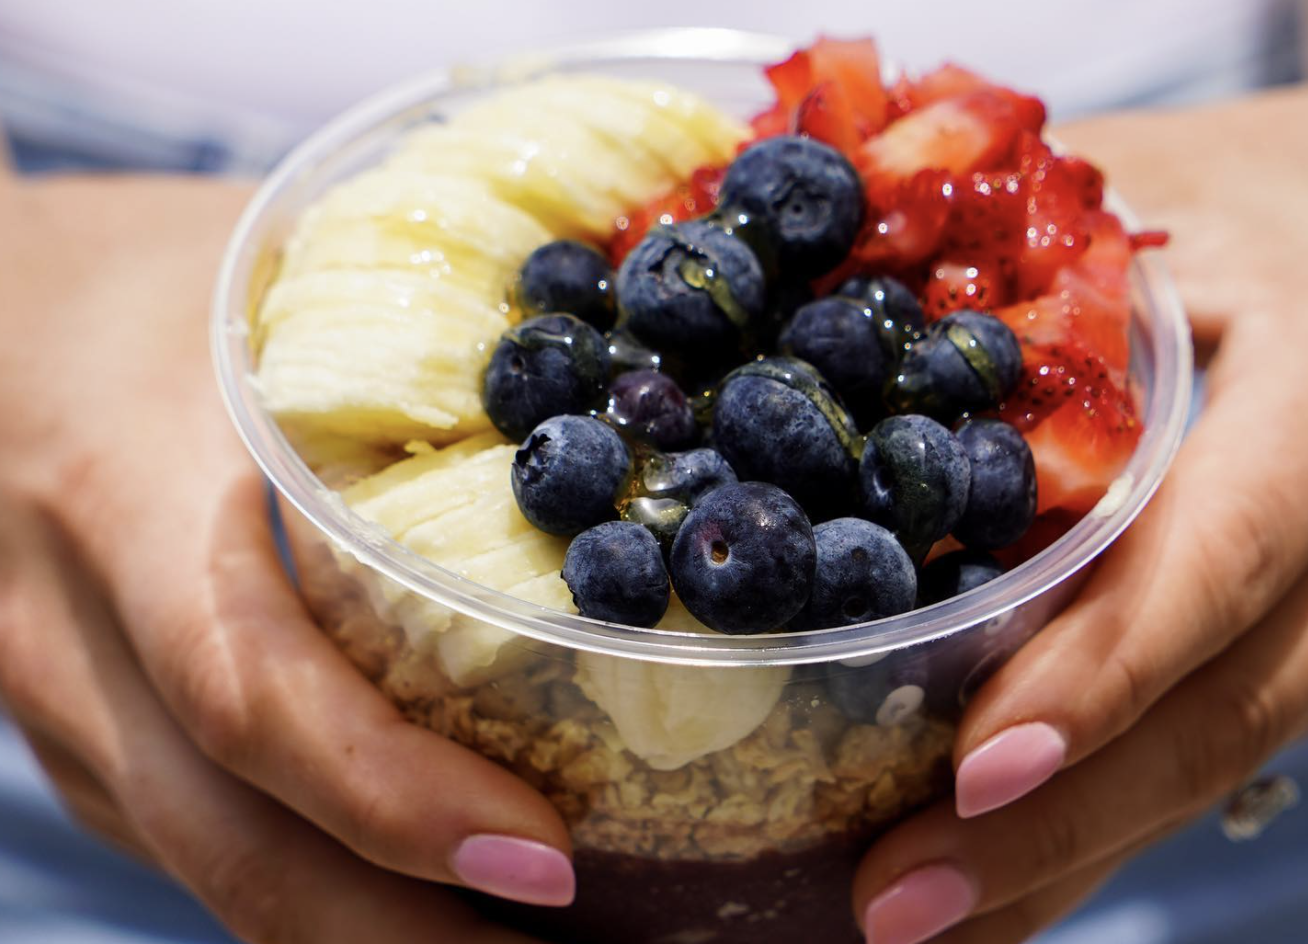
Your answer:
955,721 -> 1066,818
451,835 -> 576,907
863,862 -> 977,944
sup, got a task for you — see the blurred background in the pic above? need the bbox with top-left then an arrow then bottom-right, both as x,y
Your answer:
1,1 -> 1306,942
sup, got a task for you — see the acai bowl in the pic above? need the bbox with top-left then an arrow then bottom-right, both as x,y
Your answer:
213,28 -> 1192,944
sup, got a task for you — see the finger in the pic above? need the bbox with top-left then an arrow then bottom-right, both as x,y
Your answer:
1055,87 -> 1308,342
853,570 -> 1308,943
925,849 -> 1125,944
120,472 -> 575,904
951,310 -> 1308,818
0,493 -> 543,944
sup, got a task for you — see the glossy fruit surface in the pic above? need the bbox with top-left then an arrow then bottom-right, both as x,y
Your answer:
511,414 -> 632,536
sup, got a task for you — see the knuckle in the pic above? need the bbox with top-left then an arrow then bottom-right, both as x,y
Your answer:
1096,646 -> 1156,740
335,764 -> 404,858
168,631 -> 254,770
1172,677 -> 1282,809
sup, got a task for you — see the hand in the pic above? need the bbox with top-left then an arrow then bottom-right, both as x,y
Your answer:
0,174 -> 570,943
852,85 -> 1308,944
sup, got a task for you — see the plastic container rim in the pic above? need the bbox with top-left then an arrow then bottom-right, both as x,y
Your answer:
211,27 -> 1194,667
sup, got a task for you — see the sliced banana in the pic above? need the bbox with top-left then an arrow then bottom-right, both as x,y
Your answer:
577,647 -> 789,771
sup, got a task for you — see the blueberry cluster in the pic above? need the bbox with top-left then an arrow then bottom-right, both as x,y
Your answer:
482,134 -> 1038,654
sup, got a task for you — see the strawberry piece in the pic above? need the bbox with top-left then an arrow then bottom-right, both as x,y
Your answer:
857,91 -> 1026,182
846,167 -> 953,270
922,257 -> 1005,320
1130,230 -> 1170,250
752,37 -> 891,144
939,169 -> 1027,267
894,63 -> 1047,132
609,165 -> 725,265
1012,134 -> 1102,297
996,340 -> 1140,515
795,81 -> 862,157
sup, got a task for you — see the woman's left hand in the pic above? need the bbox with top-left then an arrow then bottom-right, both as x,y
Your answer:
853,85 -> 1308,944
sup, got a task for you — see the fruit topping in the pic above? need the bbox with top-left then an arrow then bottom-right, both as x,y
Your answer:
483,313 -> 610,441
515,239 -> 617,330
778,296 -> 888,426
563,521 -> 671,627
511,414 -> 632,535
833,274 -> 926,363
886,309 -> 1022,421
718,135 -> 864,278
669,482 -> 816,634
606,369 -> 698,450
918,549 -> 1005,607
789,518 -> 916,631
639,448 -> 738,506
859,414 -> 970,561
712,357 -> 860,520
953,419 -> 1037,550
616,220 -> 766,363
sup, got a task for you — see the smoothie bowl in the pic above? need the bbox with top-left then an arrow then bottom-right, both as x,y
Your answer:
212,29 -> 1192,944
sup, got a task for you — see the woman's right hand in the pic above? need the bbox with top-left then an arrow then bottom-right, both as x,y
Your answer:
0,173 -> 568,943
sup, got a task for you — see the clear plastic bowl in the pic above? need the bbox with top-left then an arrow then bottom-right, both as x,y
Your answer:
212,28 -> 1192,944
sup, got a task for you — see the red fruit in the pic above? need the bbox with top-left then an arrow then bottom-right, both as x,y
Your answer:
857,91 -> 1026,182
609,165 -> 725,265
1011,134 -> 1106,297
847,167 -> 953,269
752,37 -> 890,143
896,63 -> 1047,132
795,81 -> 862,157
922,257 -> 1005,320
939,169 -> 1027,265
807,36 -> 891,131
996,341 -> 1140,515
1130,230 -> 1170,250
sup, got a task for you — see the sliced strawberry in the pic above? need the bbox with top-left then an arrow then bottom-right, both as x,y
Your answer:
922,257 -> 1005,320
939,169 -> 1027,267
844,167 -> 953,271
795,81 -> 862,157
895,63 -> 1046,132
857,91 -> 1025,182
609,165 -> 725,265
1130,230 -> 1170,250
752,38 -> 890,143
807,36 -> 891,131
1012,134 -> 1103,297
996,340 -> 1140,515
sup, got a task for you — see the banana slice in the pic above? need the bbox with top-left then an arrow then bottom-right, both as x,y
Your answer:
342,436 -> 574,684
577,643 -> 789,771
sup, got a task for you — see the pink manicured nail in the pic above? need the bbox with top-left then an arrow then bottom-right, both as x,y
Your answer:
863,863 -> 977,944
955,722 -> 1066,818
451,835 -> 575,907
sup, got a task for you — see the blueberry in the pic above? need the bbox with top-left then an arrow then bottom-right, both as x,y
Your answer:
616,220 -> 766,363
515,239 -> 616,331
789,518 -> 916,631
860,414 -> 971,561
886,310 -> 1022,421
712,358 -> 860,520
826,653 -> 932,726
779,296 -> 887,425
511,415 -> 632,536
669,482 -> 816,634
918,549 -> 1005,606
641,448 -> 738,506
719,135 -> 863,278
562,522 -> 669,627
606,369 -> 697,450
953,419 -> 1037,550
604,326 -> 662,374
835,275 -> 926,363
482,314 -> 610,442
